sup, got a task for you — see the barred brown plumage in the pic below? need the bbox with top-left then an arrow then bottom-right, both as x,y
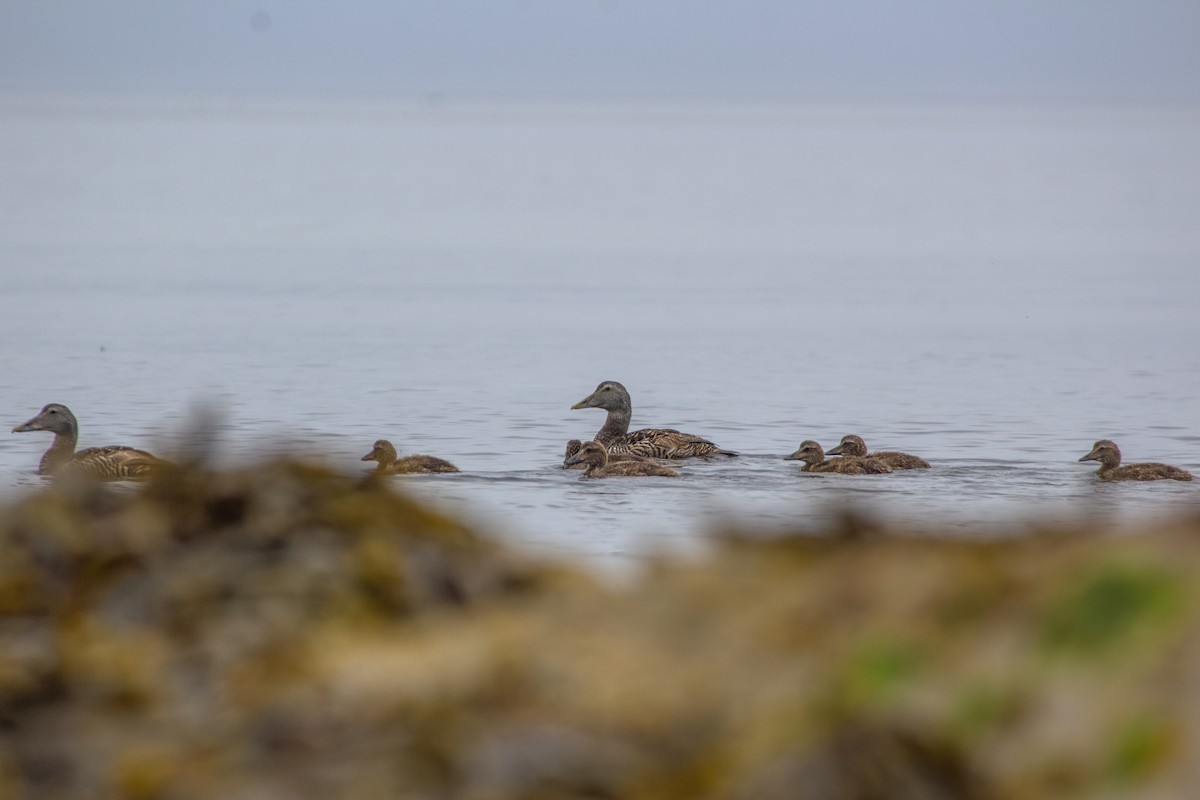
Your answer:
562,438 -> 655,470
570,380 -> 738,459
11,403 -> 171,481
563,440 -> 679,478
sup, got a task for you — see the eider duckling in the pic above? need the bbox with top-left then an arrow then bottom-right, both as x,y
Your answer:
828,434 -> 930,470
1077,440 -> 1192,482
570,380 -> 737,459
12,402 -> 172,481
784,440 -> 892,474
361,439 -> 459,474
563,440 -> 680,478
562,438 -> 655,470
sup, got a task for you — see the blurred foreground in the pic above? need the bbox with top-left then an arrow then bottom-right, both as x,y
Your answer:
1,460 -> 1198,799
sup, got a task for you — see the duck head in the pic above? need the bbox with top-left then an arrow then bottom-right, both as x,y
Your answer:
571,381 -> 630,412
13,403 -> 78,437
827,434 -> 867,458
784,440 -> 825,465
361,439 -> 398,466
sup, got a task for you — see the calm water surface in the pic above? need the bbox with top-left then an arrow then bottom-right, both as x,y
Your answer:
2,95 -> 1197,565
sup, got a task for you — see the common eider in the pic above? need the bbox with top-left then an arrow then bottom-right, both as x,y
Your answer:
563,440 -> 680,478
570,380 -> 737,459
784,439 -> 892,475
12,403 -> 172,481
827,434 -> 930,470
361,439 -> 459,474
1077,440 -> 1192,482
562,438 -> 655,470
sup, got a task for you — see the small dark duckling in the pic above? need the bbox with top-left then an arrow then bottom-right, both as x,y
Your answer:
828,434 -> 930,470
571,380 -> 738,459
563,440 -> 679,478
12,402 -> 172,481
784,439 -> 892,474
361,439 -> 459,474
1077,440 -> 1192,482
562,438 -> 656,470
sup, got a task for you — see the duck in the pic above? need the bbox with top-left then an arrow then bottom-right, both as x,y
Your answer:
361,439 -> 459,474
570,380 -> 737,459
563,440 -> 680,478
11,403 -> 172,481
562,438 -> 655,470
1077,440 -> 1192,482
783,440 -> 892,474
827,434 -> 930,470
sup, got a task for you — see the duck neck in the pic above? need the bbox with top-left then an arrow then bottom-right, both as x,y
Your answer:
40,432 -> 77,475
595,407 -> 631,445
583,452 -> 608,476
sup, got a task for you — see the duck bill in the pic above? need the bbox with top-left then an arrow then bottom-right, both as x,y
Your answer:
783,451 -> 803,461
1078,451 -> 1100,463
563,453 -> 584,467
826,444 -> 844,456
12,417 -> 44,433
360,451 -> 377,462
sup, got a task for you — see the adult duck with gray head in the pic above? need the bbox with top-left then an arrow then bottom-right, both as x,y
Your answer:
563,440 -> 679,478
827,434 -> 930,470
784,440 -> 892,474
361,439 -> 459,474
570,380 -> 737,459
12,403 -> 172,481
1077,440 -> 1192,482
562,438 -> 656,470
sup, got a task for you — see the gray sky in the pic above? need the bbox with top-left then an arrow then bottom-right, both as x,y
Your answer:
2,1 -> 1199,100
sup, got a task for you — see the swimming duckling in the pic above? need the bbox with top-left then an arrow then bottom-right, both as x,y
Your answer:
562,438 -> 655,470
361,439 -> 459,474
1077,440 -> 1192,482
563,440 -> 680,478
784,440 -> 892,474
828,434 -> 930,470
570,380 -> 737,459
12,402 -> 172,481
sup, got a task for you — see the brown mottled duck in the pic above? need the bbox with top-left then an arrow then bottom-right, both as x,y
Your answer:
828,434 -> 931,470
784,439 -> 893,474
361,439 -> 459,475
562,438 -> 657,470
12,403 -> 172,481
563,440 -> 680,478
1077,440 -> 1192,482
570,380 -> 737,459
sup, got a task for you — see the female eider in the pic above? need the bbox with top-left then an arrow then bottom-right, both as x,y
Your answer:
570,380 -> 737,459
1077,440 -> 1192,482
784,440 -> 892,475
828,434 -> 930,470
563,440 -> 679,478
361,439 -> 459,474
562,438 -> 655,470
12,403 -> 172,481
